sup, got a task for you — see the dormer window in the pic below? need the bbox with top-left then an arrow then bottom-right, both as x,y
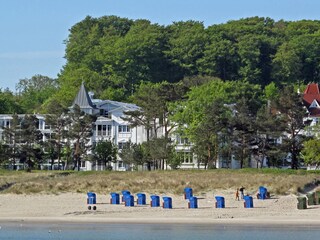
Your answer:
99,109 -> 110,118
309,99 -> 320,108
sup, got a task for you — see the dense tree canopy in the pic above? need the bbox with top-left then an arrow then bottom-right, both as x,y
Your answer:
44,16 -> 320,107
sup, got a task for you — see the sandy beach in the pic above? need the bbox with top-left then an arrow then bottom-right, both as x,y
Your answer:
1,190 -> 320,226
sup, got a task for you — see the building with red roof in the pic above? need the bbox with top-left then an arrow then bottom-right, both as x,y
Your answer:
303,83 -> 320,118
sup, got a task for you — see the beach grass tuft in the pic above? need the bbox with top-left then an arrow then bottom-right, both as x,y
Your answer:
0,169 -> 319,196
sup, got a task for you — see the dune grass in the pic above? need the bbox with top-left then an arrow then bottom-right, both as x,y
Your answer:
0,169 -> 319,196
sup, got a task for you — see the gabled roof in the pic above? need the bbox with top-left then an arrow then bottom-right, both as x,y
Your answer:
72,82 -> 95,109
310,99 -> 320,108
303,83 -> 320,107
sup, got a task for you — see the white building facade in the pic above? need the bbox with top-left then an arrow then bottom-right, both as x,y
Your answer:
73,83 -> 201,171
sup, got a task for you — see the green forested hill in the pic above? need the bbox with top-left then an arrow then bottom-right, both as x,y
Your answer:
50,16 -> 320,107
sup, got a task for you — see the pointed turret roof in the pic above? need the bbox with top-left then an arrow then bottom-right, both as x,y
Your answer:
72,82 -> 95,109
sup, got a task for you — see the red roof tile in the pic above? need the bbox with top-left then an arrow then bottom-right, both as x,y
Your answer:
304,83 -> 320,95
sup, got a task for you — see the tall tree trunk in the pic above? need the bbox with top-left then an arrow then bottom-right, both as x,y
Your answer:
291,144 -> 298,169
57,139 -> 61,170
77,157 -> 81,171
207,144 -> 213,169
147,162 -> 151,171
240,136 -> 245,169
51,156 -> 54,170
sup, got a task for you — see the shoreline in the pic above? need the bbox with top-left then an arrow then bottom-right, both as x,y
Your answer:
1,217 -> 320,227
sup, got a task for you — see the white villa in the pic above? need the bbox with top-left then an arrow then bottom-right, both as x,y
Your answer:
70,82 -> 147,171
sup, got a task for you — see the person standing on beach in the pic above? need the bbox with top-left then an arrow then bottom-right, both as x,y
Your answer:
235,189 -> 240,201
239,187 -> 245,199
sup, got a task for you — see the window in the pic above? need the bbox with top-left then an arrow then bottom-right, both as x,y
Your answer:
81,161 -> 86,168
0,120 -> 10,128
97,124 -> 112,136
177,151 -> 192,163
176,136 -> 189,145
97,125 -> 102,136
36,119 -> 40,129
107,125 -> 111,135
119,125 -> 130,133
102,125 -> 107,135
184,152 -> 192,163
118,161 -> 123,168
100,109 -> 110,118
44,123 -> 51,130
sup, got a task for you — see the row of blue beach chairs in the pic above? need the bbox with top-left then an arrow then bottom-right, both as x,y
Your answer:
86,186 -> 268,210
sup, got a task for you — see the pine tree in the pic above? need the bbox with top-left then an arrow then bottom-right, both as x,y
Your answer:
276,85 -> 306,169
231,98 -> 256,168
45,102 -> 70,170
67,105 -> 95,171
20,115 -> 44,170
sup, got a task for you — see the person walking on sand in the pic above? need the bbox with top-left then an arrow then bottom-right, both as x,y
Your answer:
239,186 -> 245,199
235,188 -> 240,201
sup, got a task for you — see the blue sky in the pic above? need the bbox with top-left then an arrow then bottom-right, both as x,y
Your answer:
0,0 -> 319,91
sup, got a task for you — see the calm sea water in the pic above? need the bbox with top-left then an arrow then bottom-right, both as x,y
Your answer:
0,223 -> 319,240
